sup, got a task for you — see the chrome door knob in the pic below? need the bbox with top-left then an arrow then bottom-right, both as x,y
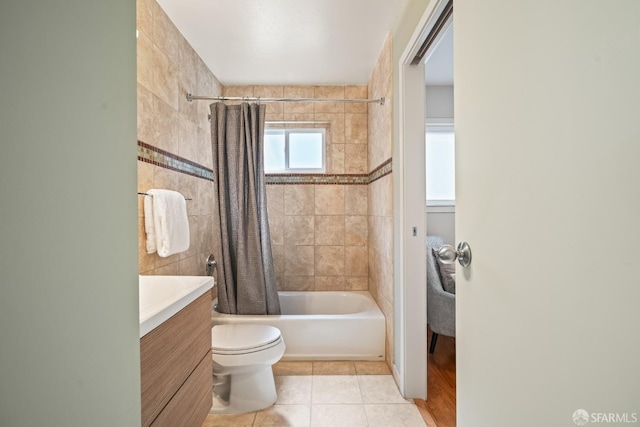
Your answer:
436,242 -> 472,267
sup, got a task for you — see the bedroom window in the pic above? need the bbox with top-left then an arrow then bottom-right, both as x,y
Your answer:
264,128 -> 326,173
426,124 -> 455,205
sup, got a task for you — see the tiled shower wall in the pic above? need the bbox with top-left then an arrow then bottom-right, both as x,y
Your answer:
136,0 -> 221,276
368,34 -> 395,368
221,86 -> 370,291
135,1 -> 395,366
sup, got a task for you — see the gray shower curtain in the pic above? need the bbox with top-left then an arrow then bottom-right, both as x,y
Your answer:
210,102 -> 281,315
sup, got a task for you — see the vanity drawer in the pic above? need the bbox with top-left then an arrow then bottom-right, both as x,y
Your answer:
150,353 -> 212,427
141,292 -> 211,426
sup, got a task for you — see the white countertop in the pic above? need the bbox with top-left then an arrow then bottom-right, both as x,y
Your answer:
139,275 -> 214,338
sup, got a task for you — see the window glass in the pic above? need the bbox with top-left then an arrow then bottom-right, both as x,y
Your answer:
264,130 -> 285,171
426,127 -> 455,204
265,128 -> 325,173
289,131 -> 323,169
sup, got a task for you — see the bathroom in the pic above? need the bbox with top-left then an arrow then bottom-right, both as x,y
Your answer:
6,0 -> 640,426
0,0 -> 423,422
136,0 -> 399,423
137,0 -> 395,353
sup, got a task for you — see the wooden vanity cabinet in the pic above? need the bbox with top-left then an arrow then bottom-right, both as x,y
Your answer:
140,293 -> 212,427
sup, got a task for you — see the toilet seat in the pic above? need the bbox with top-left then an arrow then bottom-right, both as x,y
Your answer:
212,324 -> 282,355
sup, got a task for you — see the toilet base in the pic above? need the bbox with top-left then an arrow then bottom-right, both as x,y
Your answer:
210,366 -> 277,414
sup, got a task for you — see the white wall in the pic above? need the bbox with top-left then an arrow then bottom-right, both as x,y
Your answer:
426,206 -> 455,244
425,85 -> 455,243
0,2 -> 140,426
426,85 -> 454,120
390,0 -> 435,398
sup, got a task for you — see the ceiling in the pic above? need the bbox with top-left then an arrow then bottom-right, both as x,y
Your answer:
157,0 -> 409,86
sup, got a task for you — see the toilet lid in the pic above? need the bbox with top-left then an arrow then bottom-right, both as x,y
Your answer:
212,324 -> 282,352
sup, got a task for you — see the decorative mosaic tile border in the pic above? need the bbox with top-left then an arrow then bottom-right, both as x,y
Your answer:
266,158 -> 392,185
137,141 -> 214,181
368,158 -> 393,184
137,139 -> 391,186
266,173 -> 369,185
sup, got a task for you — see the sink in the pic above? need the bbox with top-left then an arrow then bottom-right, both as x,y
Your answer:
139,275 -> 214,337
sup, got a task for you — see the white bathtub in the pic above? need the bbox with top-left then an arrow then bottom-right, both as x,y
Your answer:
211,291 -> 385,361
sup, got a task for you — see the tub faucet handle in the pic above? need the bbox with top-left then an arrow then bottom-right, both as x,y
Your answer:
206,254 -> 217,276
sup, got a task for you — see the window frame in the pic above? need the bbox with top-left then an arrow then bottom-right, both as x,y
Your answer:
264,127 -> 326,174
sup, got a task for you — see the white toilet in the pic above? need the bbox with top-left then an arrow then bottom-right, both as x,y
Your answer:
210,324 -> 285,414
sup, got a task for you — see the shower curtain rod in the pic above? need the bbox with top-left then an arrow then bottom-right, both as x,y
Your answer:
187,93 -> 385,105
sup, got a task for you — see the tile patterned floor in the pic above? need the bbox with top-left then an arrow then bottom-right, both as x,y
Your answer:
202,361 -> 427,427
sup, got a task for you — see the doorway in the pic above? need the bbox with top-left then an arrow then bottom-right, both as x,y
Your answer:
393,0 -> 454,410
423,10 -> 456,427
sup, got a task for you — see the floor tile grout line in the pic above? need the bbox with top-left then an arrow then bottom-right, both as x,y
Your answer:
207,370 -> 426,427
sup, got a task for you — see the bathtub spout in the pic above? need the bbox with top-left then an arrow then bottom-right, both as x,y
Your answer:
206,254 -> 217,277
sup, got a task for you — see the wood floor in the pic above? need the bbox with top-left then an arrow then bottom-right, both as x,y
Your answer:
424,327 -> 456,427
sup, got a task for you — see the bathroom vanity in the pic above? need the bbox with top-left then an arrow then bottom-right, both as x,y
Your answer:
139,275 -> 214,427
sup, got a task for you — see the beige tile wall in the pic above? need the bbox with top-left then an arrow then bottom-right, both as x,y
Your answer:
136,3 -> 396,365
222,85 -> 370,291
367,33 -> 395,368
136,0 -> 221,276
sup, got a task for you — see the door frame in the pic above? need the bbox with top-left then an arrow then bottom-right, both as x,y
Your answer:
394,0 -> 450,399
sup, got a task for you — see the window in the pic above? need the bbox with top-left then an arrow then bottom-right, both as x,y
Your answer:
426,124 -> 455,205
264,128 -> 325,173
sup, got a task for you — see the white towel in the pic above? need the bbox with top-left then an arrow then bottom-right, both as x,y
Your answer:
143,194 -> 157,254
144,189 -> 190,257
